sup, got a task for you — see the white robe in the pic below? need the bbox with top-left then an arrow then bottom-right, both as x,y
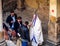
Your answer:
30,14 -> 44,46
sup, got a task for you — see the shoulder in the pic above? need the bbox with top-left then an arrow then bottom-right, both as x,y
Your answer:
7,15 -> 11,18
14,13 -> 17,16
22,25 -> 28,31
6,15 -> 11,20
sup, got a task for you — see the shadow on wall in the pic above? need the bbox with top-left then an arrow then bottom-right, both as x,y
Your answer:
2,0 -> 17,12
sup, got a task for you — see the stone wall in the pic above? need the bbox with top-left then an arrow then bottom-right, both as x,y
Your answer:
57,0 -> 60,17
3,0 -> 49,32
57,0 -> 60,41
2,0 -> 17,12
17,0 -> 49,32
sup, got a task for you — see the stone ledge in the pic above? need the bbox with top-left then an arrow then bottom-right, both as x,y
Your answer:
47,39 -> 59,46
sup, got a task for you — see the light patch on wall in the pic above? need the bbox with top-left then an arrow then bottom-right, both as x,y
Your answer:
50,16 -> 56,23
25,0 -> 38,9
50,0 -> 57,17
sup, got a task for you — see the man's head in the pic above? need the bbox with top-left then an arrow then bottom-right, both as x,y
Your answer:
25,21 -> 29,26
10,10 -> 14,16
17,16 -> 22,23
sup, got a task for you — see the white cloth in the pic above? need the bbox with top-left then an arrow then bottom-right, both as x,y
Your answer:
11,16 -> 15,28
30,14 -> 44,46
12,16 -> 15,22
6,40 -> 16,46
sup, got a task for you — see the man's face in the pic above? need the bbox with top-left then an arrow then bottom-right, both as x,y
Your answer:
17,19 -> 22,22
11,13 -> 14,16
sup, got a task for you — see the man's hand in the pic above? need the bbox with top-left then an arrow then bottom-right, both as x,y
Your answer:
17,33 -> 21,37
11,21 -> 14,23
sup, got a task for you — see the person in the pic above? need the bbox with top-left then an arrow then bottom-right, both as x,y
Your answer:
3,23 -> 13,40
3,23 -> 9,31
14,16 -> 25,46
30,14 -> 44,46
24,21 -> 30,42
6,10 -> 17,30
20,21 -> 30,46
22,21 -> 30,46
3,23 -> 9,40
14,17 -> 30,46
14,16 -> 23,38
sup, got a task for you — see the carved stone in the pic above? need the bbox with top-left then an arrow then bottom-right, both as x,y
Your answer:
48,0 -> 60,45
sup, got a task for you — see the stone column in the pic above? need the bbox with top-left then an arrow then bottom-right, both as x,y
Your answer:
0,0 -> 3,39
48,0 -> 59,45
0,0 -> 6,46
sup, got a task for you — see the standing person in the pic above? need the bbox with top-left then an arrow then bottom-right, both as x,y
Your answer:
14,17 -> 29,46
14,16 -> 25,46
21,21 -> 30,46
14,17 -> 23,46
30,14 -> 44,46
6,10 -> 17,30
14,17 -> 23,37
24,21 -> 30,42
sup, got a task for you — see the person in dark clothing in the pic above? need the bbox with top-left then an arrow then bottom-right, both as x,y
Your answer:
24,21 -> 30,42
14,17 -> 30,46
3,23 -> 13,40
14,16 -> 24,38
21,21 -> 30,46
3,23 -> 9,31
3,23 -> 9,40
6,10 -> 17,30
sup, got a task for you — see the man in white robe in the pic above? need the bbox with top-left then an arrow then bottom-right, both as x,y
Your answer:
30,14 -> 44,46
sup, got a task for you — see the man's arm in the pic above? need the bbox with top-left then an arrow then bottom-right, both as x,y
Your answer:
6,16 -> 10,23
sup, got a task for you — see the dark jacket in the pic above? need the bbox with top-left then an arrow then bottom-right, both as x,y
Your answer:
14,21 -> 23,32
6,14 -> 17,27
23,25 -> 30,42
14,21 -> 30,41
14,21 -> 25,38
3,23 -> 8,31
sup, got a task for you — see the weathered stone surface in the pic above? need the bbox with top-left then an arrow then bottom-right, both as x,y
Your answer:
48,22 -> 58,43
2,0 -> 17,12
0,1 -> 7,46
16,0 -> 49,33
48,0 -> 60,45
